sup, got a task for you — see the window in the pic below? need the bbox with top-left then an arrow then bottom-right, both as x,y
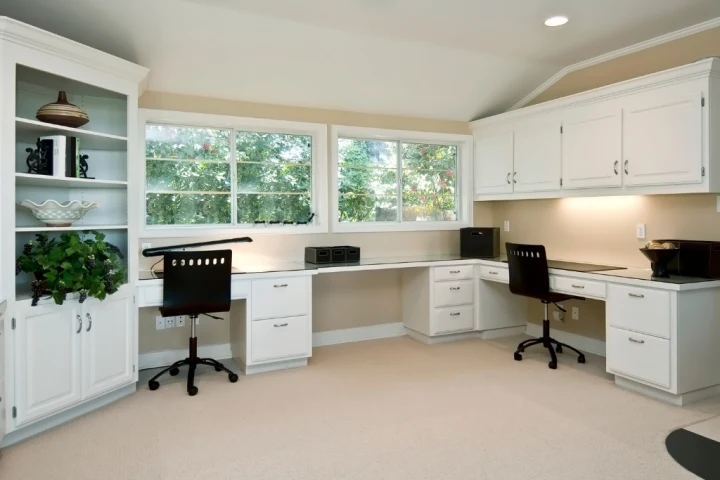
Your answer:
141,110 -> 327,236
332,126 -> 472,232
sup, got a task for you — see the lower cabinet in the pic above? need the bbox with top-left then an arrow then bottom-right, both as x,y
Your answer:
0,303 -> 6,443
14,289 -> 135,425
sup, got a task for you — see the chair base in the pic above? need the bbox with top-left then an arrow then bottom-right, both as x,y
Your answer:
514,319 -> 586,369
148,319 -> 238,395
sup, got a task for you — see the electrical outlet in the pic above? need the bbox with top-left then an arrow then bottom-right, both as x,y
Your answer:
636,223 -> 646,240
155,316 -> 165,330
165,317 -> 175,329
554,305 -> 564,322
572,307 -> 580,321
504,220 -> 510,232
176,316 -> 185,327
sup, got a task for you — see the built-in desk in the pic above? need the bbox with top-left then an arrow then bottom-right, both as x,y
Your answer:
136,255 -> 720,405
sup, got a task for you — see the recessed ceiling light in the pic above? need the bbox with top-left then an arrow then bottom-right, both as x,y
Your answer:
545,16 -> 569,27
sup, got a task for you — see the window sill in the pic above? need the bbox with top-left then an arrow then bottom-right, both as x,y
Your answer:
140,224 -> 329,239
331,220 -> 470,234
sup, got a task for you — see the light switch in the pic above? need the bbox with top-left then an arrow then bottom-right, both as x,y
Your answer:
504,220 -> 510,232
636,223 -> 646,240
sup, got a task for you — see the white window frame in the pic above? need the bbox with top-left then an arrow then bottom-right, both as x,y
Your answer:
330,125 -> 473,233
139,109 -> 328,238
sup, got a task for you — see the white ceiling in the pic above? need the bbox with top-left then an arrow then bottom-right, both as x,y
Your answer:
2,0 -> 720,121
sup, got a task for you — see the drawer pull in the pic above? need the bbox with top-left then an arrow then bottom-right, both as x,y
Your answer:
628,337 -> 645,344
273,323 -> 289,328
450,287 -> 461,291
488,271 -> 498,275
450,312 -> 461,317
628,293 -> 645,299
571,284 -> 585,289
273,284 -> 288,288
449,270 -> 461,274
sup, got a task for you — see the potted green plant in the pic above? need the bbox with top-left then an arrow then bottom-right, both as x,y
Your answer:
15,231 -> 126,306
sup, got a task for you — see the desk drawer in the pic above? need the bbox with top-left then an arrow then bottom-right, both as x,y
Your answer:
552,276 -> 606,299
251,277 -> 309,320
433,281 -> 473,307
434,265 -> 473,282
607,326 -> 670,388
607,285 -> 670,339
434,305 -> 474,334
478,266 -> 509,283
251,315 -> 310,362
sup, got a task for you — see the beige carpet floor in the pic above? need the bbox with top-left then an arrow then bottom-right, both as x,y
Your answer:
1,335 -> 719,480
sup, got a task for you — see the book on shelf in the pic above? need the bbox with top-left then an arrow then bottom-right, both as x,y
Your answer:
39,135 -> 80,177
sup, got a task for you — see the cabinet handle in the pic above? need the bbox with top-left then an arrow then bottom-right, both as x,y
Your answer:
86,313 -> 92,332
273,284 -> 288,288
450,312 -> 461,317
449,270 -> 461,274
76,314 -> 82,334
450,287 -> 461,291
571,284 -> 585,289
624,160 -> 629,175
513,172 -> 517,184
274,323 -> 289,328
506,172 -> 511,184
628,337 -> 645,344
614,161 -> 619,175
488,271 -> 498,275
628,293 -> 645,299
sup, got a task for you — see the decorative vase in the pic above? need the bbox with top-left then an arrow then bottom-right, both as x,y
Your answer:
36,91 -> 90,128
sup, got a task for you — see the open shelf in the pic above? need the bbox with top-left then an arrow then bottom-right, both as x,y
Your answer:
16,225 -> 128,233
15,173 -> 127,189
15,117 -> 128,151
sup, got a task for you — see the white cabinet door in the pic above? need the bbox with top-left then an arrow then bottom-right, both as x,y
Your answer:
82,294 -> 134,398
624,85 -> 703,186
562,106 -> 623,189
15,302 -> 82,424
474,132 -> 514,195
0,303 -> 6,443
513,119 -> 562,192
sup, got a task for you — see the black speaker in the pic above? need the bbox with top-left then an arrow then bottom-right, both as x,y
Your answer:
460,228 -> 500,258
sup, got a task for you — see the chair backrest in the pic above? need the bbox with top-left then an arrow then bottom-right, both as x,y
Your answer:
161,249 -> 232,317
505,243 -> 551,301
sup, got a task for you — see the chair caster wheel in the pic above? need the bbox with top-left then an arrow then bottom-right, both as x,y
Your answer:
548,361 -> 557,370
188,386 -> 199,396
229,373 -> 239,383
148,380 -> 160,391
556,345 -> 563,353
578,355 -> 586,364
215,366 -> 223,372
514,352 -> 522,361
169,368 -> 180,376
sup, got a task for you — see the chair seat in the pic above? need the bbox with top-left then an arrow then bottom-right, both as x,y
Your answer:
543,292 -> 580,303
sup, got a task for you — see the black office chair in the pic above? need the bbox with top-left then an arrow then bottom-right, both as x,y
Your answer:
506,243 -> 586,369
148,250 -> 239,396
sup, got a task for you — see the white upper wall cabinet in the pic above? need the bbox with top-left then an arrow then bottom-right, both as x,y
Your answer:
474,132 -> 514,195
470,58 -> 720,201
513,118 -> 561,193
562,105 -> 623,189
623,83 -> 703,187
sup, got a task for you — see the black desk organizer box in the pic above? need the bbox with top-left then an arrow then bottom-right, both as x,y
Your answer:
306,246 -> 361,264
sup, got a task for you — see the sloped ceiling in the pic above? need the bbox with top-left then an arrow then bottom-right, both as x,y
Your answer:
2,0 -> 720,120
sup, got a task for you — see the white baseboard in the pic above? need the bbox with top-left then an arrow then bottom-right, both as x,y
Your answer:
242,358 -> 308,375
139,343 -> 232,370
479,325 -> 527,340
525,323 -> 606,357
614,377 -> 720,406
312,322 -> 406,347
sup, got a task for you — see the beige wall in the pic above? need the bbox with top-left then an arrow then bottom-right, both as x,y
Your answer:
484,194 -> 720,339
529,26 -> 720,105
137,93 -> 469,354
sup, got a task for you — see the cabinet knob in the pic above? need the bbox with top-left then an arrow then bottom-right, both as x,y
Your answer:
628,337 -> 645,344
488,271 -> 498,275
86,313 -> 92,332
513,172 -> 517,184
571,284 -> 585,289
450,287 -> 461,291
76,315 -> 82,334
614,161 -> 619,175
624,160 -> 629,175
273,284 -> 288,288
274,323 -> 289,328
450,312 -> 461,317
449,270 -> 461,274
628,293 -> 645,299
506,173 -> 511,184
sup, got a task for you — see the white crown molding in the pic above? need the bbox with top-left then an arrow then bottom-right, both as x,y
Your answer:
0,16 -> 149,93
509,16 -> 720,111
